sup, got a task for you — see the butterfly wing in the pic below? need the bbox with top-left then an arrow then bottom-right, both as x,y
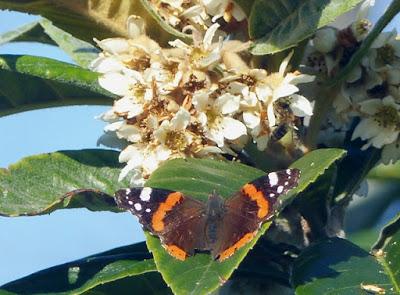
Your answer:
115,187 -> 207,260
214,169 -> 301,261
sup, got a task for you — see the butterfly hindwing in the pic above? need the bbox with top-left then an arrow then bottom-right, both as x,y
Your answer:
115,187 -> 207,260
215,169 -> 301,261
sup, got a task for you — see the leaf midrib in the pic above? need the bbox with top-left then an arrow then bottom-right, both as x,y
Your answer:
377,254 -> 400,293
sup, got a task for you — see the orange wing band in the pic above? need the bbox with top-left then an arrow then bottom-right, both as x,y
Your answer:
152,192 -> 183,232
242,184 -> 269,219
218,232 -> 256,261
166,244 -> 187,261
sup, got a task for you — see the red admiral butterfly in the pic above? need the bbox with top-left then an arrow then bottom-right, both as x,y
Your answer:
115,169 -> 300,261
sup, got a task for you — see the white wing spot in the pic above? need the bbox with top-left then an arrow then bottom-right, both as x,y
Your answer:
125,196 -> 129,200
126,188 -> 131,194
284,181 -> 289,185
269,193 -> 275,197
268,172 -> 279,186
145,208 -> 151,213
134,203 -> 142,211
140,187 -> 152,201
128,200 -> 133,205
277,186 -> 284,193
286,169 -> 291,175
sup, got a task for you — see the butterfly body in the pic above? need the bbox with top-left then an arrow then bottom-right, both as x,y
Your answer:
115,169 -> 300,261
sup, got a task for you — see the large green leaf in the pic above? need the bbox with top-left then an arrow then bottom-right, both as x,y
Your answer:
141,148 -> 345,295
86,272 -> 172,295
0,242 -> 161,294
0,54 -> 113,117
0,149 -> 127,217
0,0 -> 187,45
249,0 -> 363,55
373,213 -> 400,293
292,238 -> 393,294
348,229 -> 380,251
0,18 -> 99,68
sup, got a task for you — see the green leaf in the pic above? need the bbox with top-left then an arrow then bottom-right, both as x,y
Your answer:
85,272 -> 172,295
1,18 -> 99,68
0,149 -> 128,217
0,20 -> 55,46
292,238 -> 393,294
0,0 -> 188,45
348,229 -> 380,251
0,54 -> 113,117
373,213 -> 400,293
38,18 -> 100,68
142,148 -> 345,295
369,162 -> 400,181
249,0 -> 363,55
0,242 -> 160,294
285,148 -> 346,203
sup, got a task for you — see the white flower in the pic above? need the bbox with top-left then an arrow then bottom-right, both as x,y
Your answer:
253,53 -> 314,127
352,96 -> 400,149
118,144 -> 172,186
366,30 -> 400,70
193,90 -> 246,147
154,108 -> 193,152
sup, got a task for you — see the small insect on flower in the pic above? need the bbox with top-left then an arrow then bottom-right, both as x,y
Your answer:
114,169 -> 301,261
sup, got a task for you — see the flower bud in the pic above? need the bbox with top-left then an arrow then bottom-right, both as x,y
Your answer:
313,27 -> 338,53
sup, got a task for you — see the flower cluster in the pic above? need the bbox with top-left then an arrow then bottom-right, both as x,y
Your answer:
92,16 -> 314,185
147,0 -> 246,34
305,12 -> 400,164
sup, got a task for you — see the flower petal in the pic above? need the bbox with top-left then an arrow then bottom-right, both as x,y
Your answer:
290,94 -> 314,117
243,111 -> 260,129
193,91 -> 211,111
127,15 -> 146,39
203,23 -> 220,50
273,83 -> 299,100
90,56 -> 124,73
267,103 -> 276,127
95,38 -> 130,55
221,117 -> 247,140
171,108 -> 191,130
214,93 -> 240,114
116,123 -> 143,142
99,72 -> 136,96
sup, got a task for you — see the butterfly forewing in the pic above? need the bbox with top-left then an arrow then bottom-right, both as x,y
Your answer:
115,187 -> 207,260
215,169 -> 300,261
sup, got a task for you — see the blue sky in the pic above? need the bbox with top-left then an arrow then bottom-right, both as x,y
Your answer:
0,11 -> 144,285
0,1 -> 398,286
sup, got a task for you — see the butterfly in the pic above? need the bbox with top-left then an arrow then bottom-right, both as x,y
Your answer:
114,168 -> 300,261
